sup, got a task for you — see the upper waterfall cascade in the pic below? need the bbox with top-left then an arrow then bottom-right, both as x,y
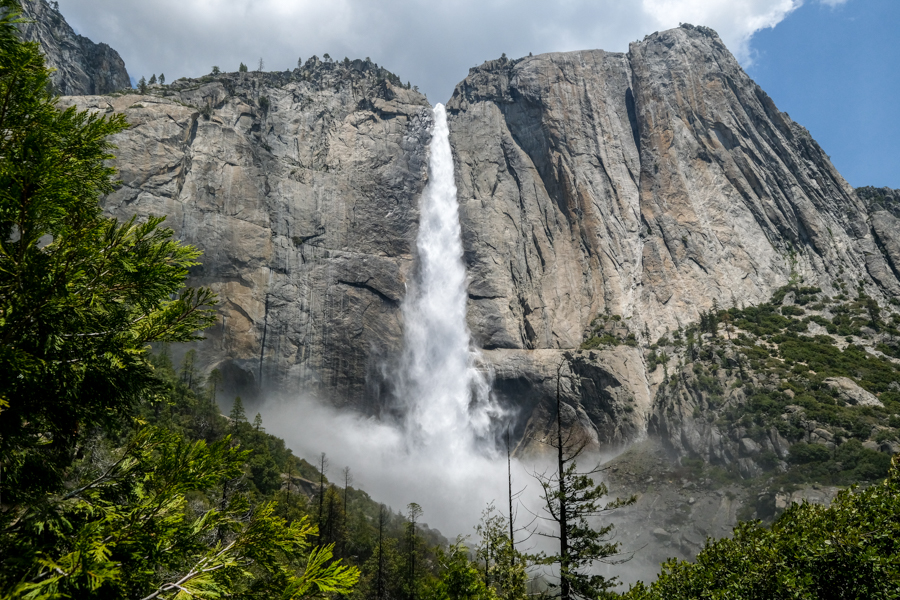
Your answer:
397,103 -> 498,452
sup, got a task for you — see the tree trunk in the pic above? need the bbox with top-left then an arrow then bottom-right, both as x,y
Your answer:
556,366 -> 570,600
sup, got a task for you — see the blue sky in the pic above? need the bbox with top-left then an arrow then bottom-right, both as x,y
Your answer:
747,0 -> 900,187
58,0 -> 897,189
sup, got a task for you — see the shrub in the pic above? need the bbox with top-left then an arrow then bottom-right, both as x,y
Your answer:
787,442 -> 831,465
622,456 -> 900,599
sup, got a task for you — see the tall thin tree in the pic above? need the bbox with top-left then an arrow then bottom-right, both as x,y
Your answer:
406,502 -> 423,600
376,505 -> 387,600
531,361 -> 636,600
317,452 -> 329,526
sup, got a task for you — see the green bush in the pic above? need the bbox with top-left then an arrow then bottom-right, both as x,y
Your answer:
788,442 -> 832,465
622,456 -> 900,599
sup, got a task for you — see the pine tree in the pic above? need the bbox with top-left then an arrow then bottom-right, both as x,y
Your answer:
405,503 -> 423,600
158,73 -> 165,85
148,73 -> 157,85
206,368 -> 222,404
239,62 -> 248,73
253,412 -> 263,431
211,65 -> 220,75
531,363 -> 636,600
138,75 -> 147,93
476,504 -> 527,600
0,3 -> 215,504
230,396 -> 246,423
317,452 -> 329,526
0,5 -> 359,595
180,348 -> 197,390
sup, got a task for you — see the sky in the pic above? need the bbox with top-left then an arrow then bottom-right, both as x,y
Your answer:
746,0 -> 900,187
56,0 -> 897,187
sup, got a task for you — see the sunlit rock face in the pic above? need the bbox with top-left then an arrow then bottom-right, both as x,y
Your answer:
62,64 -> 433,408
20,0 -> 130,95
446,25 -> 899,451
52,17 -> 899,450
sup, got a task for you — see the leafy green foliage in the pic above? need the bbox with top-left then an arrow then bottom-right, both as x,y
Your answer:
2,426 -> 358,599
0,8 -> 358,597
653,280 -> 900,487
581,314 -> 637,349
474,505 -> 527,600
425,539 -> 497,600
0,0 -> 216,506
622,456 -> 900,599
535,458 -> 636,599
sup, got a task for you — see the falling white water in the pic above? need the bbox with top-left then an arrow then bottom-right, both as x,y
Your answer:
397,103 -> 498,454
263,104 -> 512,538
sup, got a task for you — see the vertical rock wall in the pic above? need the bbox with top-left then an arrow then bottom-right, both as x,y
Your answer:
20,0 -> 131,95
43,0 -> 898,449
63,64 -> 432,408
446,25 -> 900,451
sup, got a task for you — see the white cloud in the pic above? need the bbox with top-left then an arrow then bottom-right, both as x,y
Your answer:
641,0 -> 802,63
57,0 -> 817,103
818,0 -> 849,6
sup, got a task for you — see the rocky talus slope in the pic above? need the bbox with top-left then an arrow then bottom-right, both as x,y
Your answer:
62,61 -> 432,407
446,25 -> 900,451
20,0 -> 130,95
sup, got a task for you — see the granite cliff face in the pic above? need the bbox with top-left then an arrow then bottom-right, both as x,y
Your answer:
20,0 -> 130,95
857,187 -> 900,284
48,6 -> 898,453
446,25 -> 900,451
63,62 -> 432,407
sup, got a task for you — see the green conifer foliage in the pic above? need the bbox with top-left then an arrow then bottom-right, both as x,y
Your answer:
0,5 -> 359,596
230,396 -> 247,423
0,1 -> 216,504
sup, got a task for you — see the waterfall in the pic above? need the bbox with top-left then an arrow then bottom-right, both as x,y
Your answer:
397,103 -> 497,454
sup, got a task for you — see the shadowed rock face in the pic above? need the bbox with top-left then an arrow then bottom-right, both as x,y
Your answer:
20,0 -> 130,95
857,187 -> 900,284
62,63 -> 433,408
445,25 -> 899,450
